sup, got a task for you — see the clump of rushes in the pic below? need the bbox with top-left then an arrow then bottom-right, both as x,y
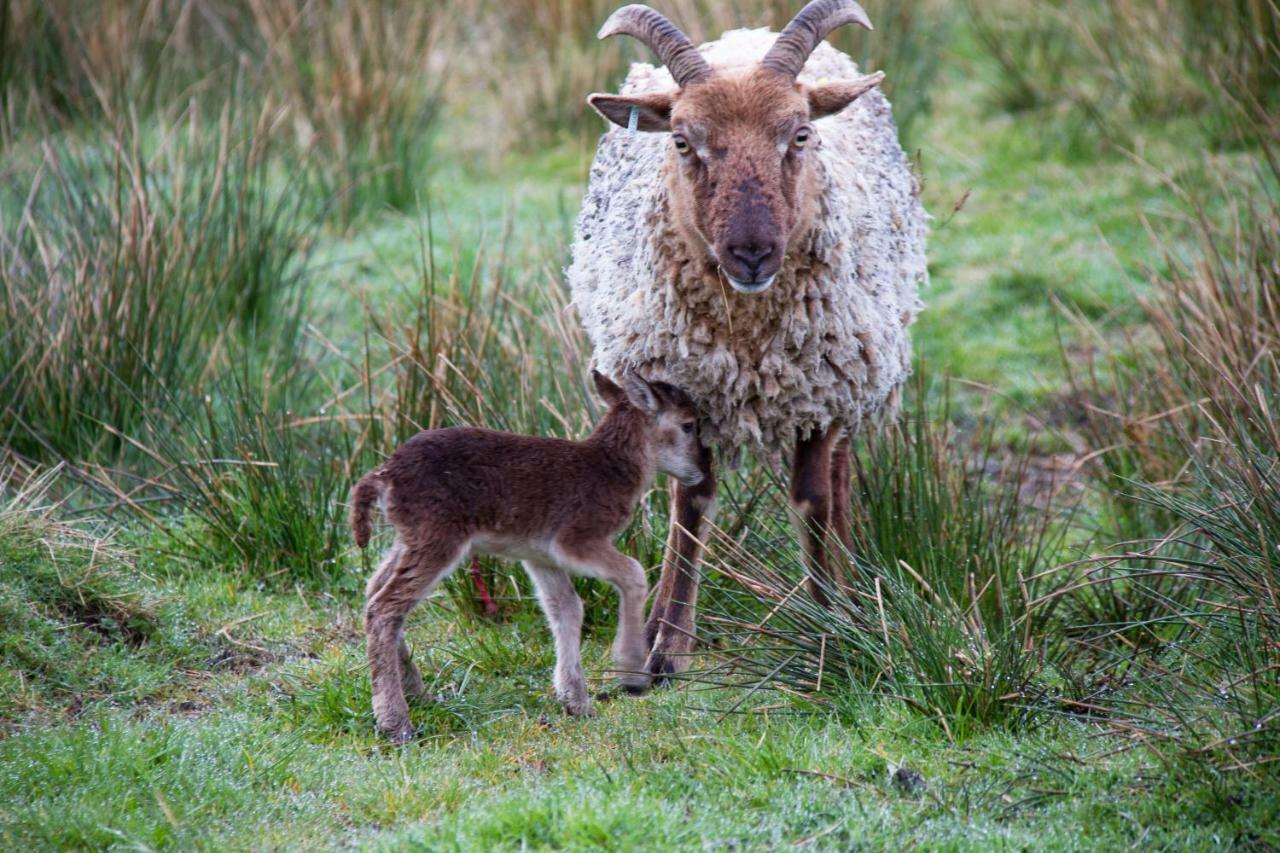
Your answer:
248,0 -> 448,223
475,0 -> 630,151
0,0 -> 254,142
113,368 -> 358,585
701,378 -> 1076,730
964,0 -> 1280,147
1,0 -> 448,224
0,96 -> 314,464
827,0 -> 950,147
1072,124 -> 1280,775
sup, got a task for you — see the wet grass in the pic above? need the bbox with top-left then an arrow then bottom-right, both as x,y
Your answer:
2,553 -> 1275,848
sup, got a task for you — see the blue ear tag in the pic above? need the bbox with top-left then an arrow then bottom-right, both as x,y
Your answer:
627,105 -> 640,136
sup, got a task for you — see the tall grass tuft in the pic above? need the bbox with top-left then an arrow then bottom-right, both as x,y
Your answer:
477,0 -> 630,152
0,97 -> 315,463
248,0 -> 449,223
129,370 -> 358,585
701,379 -> 1076,729
828,0 -> 950,147
965,0 -> 1280,147
1,0 -> 448,224
1071,133 -> 1280,774
0,0 -> 251,141
350,214 -> 595,455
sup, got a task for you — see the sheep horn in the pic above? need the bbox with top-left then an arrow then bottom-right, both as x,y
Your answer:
761,0 -> 874,80
598,4 -> 713,88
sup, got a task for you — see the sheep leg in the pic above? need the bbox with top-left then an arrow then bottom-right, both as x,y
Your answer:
829,432 -> 856,556
645,442 -> 717,680
524,561 -> 592,717
791,426 -> 841,607
365,538 -> 464,742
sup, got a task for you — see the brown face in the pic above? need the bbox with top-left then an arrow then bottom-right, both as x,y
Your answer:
648,390 -> 702,485
590,67 -> 883,294
592,370 -> 704,485
668,71 -> 811,292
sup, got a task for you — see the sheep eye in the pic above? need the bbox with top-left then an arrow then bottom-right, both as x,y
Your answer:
793,127 -> 812,148
681,421 -> 696,435
672,135 -> 691,155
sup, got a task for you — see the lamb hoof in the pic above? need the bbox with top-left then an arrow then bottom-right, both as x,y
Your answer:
562,696 -> 595,718
379,719 -> 416,744
645,645 -> 696,686
374,696 -> 414,743
402,663 -> 427,699
616,667 -> 651,695
621,672 -> 650,696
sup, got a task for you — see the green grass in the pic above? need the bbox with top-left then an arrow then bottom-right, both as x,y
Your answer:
2,560 -> 1275,848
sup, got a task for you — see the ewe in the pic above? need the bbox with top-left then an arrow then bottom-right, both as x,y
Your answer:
569,0 -> 928,675
352,372 -> 702,741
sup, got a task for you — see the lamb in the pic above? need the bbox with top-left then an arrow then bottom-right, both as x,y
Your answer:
568,1 -> 928,676
350,371 -> 703,741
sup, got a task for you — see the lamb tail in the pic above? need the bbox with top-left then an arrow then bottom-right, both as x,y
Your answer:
349,472 -> 383,549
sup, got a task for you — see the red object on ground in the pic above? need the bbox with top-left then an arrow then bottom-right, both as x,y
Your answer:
470,556 -> 500,619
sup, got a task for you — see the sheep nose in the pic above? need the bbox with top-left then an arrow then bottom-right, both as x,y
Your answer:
728,242 -> 774,277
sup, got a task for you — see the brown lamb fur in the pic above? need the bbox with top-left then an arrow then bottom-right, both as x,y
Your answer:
351,372 -> 701,741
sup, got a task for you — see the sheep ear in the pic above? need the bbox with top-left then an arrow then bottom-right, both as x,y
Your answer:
651,380 -> 690,409
623,372 -> 660,413
806,72 -> 884,119
592,370 -> 625,406
587,91 -> 674,132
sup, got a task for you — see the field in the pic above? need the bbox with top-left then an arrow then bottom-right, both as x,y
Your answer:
2,0 -> 1278,848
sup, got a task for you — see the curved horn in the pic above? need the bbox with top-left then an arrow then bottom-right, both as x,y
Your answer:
598,4 -> 712,88
762,0 -> 873,80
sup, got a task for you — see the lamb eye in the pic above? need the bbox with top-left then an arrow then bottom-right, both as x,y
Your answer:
672,135 -> 691,155
681,421 -> 696,435
793,127 -> 812,148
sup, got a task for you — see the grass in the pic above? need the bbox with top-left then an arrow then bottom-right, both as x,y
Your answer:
2,0 -> 1279,846
0,95 -> 315,462
693,378 -> 1078,731
2,562 -> 1276,848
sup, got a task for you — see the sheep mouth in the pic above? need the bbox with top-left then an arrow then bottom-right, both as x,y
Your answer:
676,468 -> 706,487
725,274 -> 776,294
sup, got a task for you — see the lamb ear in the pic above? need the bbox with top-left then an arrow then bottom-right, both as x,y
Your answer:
592,370 -> 624,406
806,71 -> 884,119
623,372 -> 660,413
587,91 -> 674,131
